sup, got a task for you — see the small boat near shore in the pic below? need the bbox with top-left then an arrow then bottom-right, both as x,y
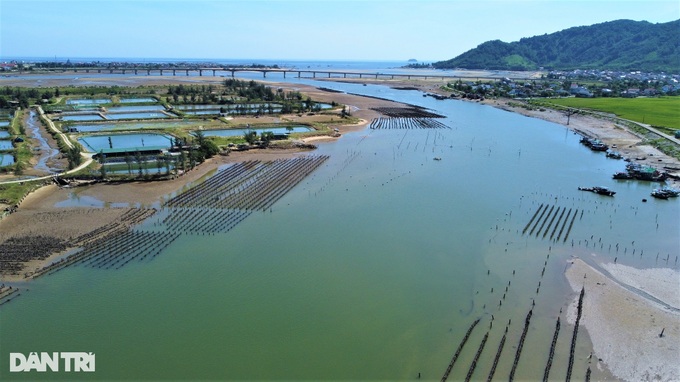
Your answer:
606,151 -> 623,160
612,163 -> 668,182
613,171 -> 633,179
578,186 -> 616,196
651,187 -> 680,199
580,136 -> 609,151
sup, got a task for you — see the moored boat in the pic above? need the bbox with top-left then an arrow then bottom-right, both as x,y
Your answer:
651,187 -> 679,199
606,151 -> 623,159
578,186 -> 616,196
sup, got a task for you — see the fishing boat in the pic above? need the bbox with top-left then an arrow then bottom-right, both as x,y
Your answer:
579,136 -> 609,151
578,186 -> 616,196
606,151 -> 623,159
651,187 -> 680,199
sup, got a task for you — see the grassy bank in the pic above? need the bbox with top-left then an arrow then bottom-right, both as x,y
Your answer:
0,181 -> 48,206
533,97 -> 680,130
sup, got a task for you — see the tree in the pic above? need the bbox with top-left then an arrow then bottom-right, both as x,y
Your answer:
135,151 -> 143,177
154,155 -> 164,175
188,148 -> 197,169
124,154 -> 133,175
164,155 -> 171,175
66,146 -> 82,170
13,160 -> 25,175
260,131 -> 274,147
191,130 -> 206,147
99,150 -> 107,179
201,140 -> 219,158
244,130 -> 258,145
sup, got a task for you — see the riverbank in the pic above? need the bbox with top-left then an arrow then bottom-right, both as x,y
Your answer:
565,258 -> 680,382
482,97 -> 680,188
319,76 -> 680,188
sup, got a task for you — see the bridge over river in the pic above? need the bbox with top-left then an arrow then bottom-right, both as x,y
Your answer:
21,66 -> 530,82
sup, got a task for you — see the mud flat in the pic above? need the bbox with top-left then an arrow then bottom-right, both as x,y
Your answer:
565,258 -> 680,382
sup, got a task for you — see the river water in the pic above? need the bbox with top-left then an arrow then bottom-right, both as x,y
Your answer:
1,71 -> 678,381
25,110 -> 62,173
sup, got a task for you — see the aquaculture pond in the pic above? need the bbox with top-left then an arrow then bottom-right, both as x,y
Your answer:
68,120 -> 200,133
77,133 -> 174,152
102,162 -> 175,175
61,114 -> 105,122
0,140 -> 13,150
119,97 -> 157,103
0,131 -> 10,139
201,126 -> 312,137
106,105 -> 166,113
174,103 -> 279,110
105,112 -> 171,120
0,121 -> 10,127
0,153 -> 14,166
65,98 -> 110,105
176,103 -> 282,115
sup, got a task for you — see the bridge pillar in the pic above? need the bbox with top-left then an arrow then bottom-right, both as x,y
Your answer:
263,71 -> 267,78
359,74 -> 363,78
173,70 -> 176,76
328,72 -> 331,78
313,72 -> 316,78
134,69 -> 137,75
186,70 -> 189,76
122,69 -> 126,74
98,69 -> 101,73
391,75 -> 394,79
86,69 -> 89,73
375,73 -> 378,79
212,70 -> 216,76
110,69 -> 113,74
231,70 -> 235,78
297,71 -> 301,78
408,75 -> 411,80
283,71 -> 286,78
199,70 -> 203,76
344,73 -> 347,78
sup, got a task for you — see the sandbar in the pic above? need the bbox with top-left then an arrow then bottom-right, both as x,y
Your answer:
565,258 -> 680,382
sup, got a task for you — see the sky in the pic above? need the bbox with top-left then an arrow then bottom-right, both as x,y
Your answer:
0,0 -> 678,62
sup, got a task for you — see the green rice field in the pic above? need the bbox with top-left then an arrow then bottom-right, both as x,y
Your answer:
539,96 -> 680,130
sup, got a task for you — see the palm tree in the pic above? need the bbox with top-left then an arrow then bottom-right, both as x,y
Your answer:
125,154 -> 133,175
260,131 -> 274,147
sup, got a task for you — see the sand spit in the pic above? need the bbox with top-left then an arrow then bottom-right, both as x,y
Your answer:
566,258 -> 680,382
603,262 -> 680,310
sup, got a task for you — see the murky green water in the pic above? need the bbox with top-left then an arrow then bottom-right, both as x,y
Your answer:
1,85 -> 678,381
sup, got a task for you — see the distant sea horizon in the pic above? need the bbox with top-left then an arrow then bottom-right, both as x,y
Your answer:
0,57 -> 436,70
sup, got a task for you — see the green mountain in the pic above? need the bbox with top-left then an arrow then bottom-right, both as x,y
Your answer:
433,19 -> 680,72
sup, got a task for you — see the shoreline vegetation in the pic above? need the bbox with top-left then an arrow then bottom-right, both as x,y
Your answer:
1,71 -> 679,381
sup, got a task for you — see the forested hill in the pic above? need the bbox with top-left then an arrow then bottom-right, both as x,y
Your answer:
433,19 -> 680,72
